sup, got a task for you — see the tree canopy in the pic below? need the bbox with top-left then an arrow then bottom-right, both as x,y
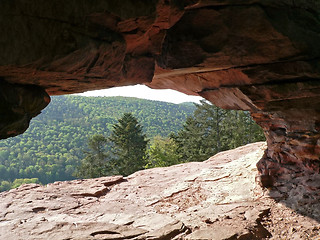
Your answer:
0,96 -> 195,187
145,136 -> 181,168
75,113 -> 149,178
109,113 -> 149,176
171,100 -> 265,162
0,96 -> 265,192
73,134 -> 111,178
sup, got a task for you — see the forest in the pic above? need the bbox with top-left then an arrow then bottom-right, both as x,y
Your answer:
0,96 -> 265,191
0,96 -> 195,190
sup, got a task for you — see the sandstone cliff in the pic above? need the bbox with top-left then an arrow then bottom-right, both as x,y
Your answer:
1,0 -> 320,185
1,142 -> 320,240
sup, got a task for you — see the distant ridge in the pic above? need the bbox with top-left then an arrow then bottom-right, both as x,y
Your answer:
0,95 -> 195,185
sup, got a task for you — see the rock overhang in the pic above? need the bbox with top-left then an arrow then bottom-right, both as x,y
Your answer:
1,0 -> 320,183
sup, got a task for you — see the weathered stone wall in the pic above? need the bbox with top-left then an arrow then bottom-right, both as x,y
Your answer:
1,0 -> 320,183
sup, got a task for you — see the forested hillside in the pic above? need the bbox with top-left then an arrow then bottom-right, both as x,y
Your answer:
0,96 -> 265,192
0,96 -> 195,188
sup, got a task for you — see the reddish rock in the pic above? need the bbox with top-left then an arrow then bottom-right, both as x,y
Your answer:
0,80 -> 50,139
1,1 -> 320,184
1,143 -> 320,239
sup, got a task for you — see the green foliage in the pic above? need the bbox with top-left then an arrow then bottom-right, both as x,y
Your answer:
109,113 -> 149,176
73,134 -> 113,179
0,181 -> 11,192
0,96 -> 265,192
145,136 -> 182,168
0,178 -> 40,192
171,100 -> 226,162
0,96 -> 195,188
11,178 -> 40,189
171,100 -> 265,162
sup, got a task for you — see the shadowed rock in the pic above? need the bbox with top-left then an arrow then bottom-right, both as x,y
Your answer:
1,0 -> 320,190
0,80 -> 50,139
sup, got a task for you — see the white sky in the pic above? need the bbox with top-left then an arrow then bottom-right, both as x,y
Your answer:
77,84 -> 203,104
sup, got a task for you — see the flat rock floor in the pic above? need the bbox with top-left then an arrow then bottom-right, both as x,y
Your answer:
1,142 -> 320,239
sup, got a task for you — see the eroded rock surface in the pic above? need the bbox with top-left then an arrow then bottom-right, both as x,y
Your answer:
0,80 -> 50,139
1,142 -> 320,239
1,1 -> 320,186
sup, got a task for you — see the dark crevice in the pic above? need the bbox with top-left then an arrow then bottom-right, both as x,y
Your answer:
7,13 -> 124,44
90,230 -> 144,239
90,230 -> 119,236
253,208 -> 273,239
185,1 -> 266,10
199,76 -> 320,94
223,209 -> 272,240
71,187 -> 110,198
32,207 -> 46,213
103,176 -> 126,187
85,52 -> 100,73
185,0 -> 320,16
166,55 -> 320,82
157,223 -> 191,240
222,56 -> 320,80
6,13 -> 78,26
72,177 -> 125,198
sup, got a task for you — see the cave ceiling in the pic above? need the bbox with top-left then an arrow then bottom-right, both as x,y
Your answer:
1,0 -> 320,183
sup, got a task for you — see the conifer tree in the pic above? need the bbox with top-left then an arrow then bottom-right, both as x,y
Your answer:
109,113 -> 148,176
74,134 -> 112,178
171,100 -> 265,162
172,100 -> 227,162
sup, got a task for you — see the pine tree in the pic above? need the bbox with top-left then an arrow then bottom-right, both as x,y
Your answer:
109,113 -> 148,176
74,134 -> 112,178
171,100 -> 265,162
172,100 -> 227,162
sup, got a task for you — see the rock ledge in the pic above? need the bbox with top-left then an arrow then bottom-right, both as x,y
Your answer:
1,142 -> 320,239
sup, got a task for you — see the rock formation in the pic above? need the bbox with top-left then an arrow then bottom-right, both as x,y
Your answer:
1,1 -> 320,184
0,80 -> 50,139
0,142 -> 317,239
1,143 -> 320,239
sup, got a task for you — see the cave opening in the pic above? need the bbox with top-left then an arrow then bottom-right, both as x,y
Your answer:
2,0 -> 320,236
0,83 -> 266,189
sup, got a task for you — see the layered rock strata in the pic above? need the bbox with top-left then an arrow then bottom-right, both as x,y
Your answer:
1,0 -> 320,182
1,143 -> 320,239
